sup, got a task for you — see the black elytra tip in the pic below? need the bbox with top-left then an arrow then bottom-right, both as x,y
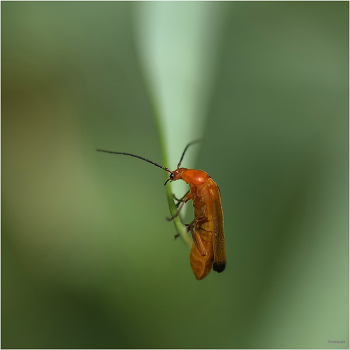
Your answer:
213,262 -> 226,273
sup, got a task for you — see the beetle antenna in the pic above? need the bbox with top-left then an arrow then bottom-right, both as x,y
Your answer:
96,149 -> 172,173
177,140 -> 201,168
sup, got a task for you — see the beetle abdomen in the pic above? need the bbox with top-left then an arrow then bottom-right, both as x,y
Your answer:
190,234 -> 213,280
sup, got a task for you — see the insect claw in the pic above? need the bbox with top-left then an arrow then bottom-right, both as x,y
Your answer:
174,233 -> 180,240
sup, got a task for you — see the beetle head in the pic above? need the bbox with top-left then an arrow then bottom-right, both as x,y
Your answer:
164,168 -> 184,185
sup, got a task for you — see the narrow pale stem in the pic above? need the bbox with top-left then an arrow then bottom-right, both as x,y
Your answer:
148,95 -> 192,248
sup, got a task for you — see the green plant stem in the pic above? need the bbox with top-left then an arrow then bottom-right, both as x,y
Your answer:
150,99 -> 192,248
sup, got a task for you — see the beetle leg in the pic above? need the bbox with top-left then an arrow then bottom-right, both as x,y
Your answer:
185,220 -> 194,231
175,201 -> 182,208
189,224 -> 206,257
167,192 -> 193,221
197,217 -> 210,232
174,190 -> 191,202
173,190 -> 191,208
166,201 -> 186,221
174,219 -> 193,240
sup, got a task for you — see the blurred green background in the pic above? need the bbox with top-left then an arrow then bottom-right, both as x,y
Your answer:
2,2 -> 348,349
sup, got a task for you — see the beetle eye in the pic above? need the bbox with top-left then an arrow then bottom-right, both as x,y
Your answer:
164,175 -> 173,186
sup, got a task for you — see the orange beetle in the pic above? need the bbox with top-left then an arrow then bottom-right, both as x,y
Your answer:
97,141 -> 226,280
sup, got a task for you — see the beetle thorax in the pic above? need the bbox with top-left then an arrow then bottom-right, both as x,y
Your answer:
172,168 -> 210,186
